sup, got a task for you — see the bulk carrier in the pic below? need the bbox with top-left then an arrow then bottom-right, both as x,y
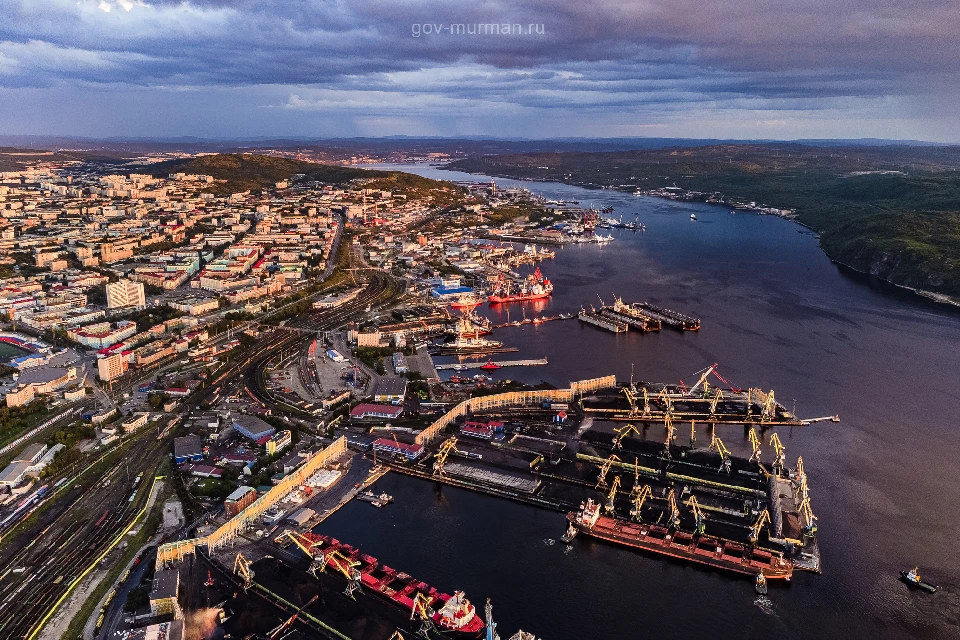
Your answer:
563,499 -> 793,581
488,268 -> 553,304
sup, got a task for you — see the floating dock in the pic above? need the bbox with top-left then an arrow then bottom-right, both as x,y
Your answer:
579,309 -> 628,332
633,302 -> 700,330
436,358 -> 548,370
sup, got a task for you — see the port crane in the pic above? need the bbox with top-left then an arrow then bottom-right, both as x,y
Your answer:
666,488 -> 681,530
612,423 -> 640,450
687,363 -> 718,398
266,594 -> 318,640
595,454 -> 620,489
748,428 -> 762,463
657,388 -> 674,416
793,456 -> 808,500
410,592 -> 437,637
709,436 -> 733,474
286,531 -> 326,577
604,475 -> 621,514
433,436 -> 459,477
748,509 -> 771,545
685,495 -> 707,536
630,484 -> 652,522
321,549 -> 363,598
799,497 -> 818,537
708,388 -> 724,418
770,433 -> 786,474
233,553 -> 255,591
662,413 -> 675,457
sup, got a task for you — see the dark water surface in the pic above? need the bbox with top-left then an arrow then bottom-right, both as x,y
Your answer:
317,164 -> 960,639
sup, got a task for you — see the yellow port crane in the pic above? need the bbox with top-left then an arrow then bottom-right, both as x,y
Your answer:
604,475 -> 621,514
622,387 -> 640,418
657,389 -> 674,416
685,495 -> 707,536
666,488 -> 681,530
595,454 -> 621,489
748,509 -> 771,545
688,364 -> 719,398
709,435 -> 733,474
630,484 -> 652,522
794,456 -> 808,500
321,549 -> 363,598
433,436 -> 459,477
770,433 -> 786,474
233,553 -> 254,591
748,428 -> 762,463
612,423 -> 640,450
799,497 -> 818,537
761,389 -> 777,423
410,592 -> 437,636
662,414 -> 675,459
709,388 -> 724,417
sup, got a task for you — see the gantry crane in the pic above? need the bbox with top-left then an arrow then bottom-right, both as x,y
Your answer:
748,509 -> 771,545
233,553 -> 255,591
799,497 -> 818,537
709,435 -> 732,474
410,592 -> 437,637
595,454 -> 620,489
770,433 -> 786,474
612,423 -> 640,450
666,488 -> 681,530
604,475 -> 621,514
433,436 -> 459,476
267,594 -> 318,640
685,495 -> 707,536
748,428 -> 762,463
630,484 -> 652,522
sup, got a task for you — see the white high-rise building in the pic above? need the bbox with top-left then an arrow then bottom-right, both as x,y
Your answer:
106,279 -> 145,309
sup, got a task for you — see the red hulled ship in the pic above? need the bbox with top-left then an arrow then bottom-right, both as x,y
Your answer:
305,534 -> 485,637
564,499 -> 793,581
488,268 -> 553,304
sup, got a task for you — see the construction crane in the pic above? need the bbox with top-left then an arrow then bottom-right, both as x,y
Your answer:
709,436 -> 733,474
770,433 -> 786,474
233,553 -> 255,591
410,592 -> 437,637
748,428 -> 762,463
604,475 -> 621,514
433,436 -> 459,476
748,509 -> 771,545
612,423 -> 640,450
799,497 -> 818,537
595,454 -> 620,489
687,363 -> 718,398
666,488 -> 681,530
630,484 -> 652,522
267,594 -> 318,640
685,495 -> 707,536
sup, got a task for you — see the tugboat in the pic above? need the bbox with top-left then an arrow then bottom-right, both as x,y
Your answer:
900,567 -> 939,593
480,360 -> 501,371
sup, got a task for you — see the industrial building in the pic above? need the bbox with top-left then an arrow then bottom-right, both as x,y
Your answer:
373,376 -> 407,403
149,568 -> 180,616
173,436 -> 204,464
350,403 -> 403,420
232,414 -> 275,441
286,507 -> 316,526
372,437 -> 424,461
224,486 -> 257,517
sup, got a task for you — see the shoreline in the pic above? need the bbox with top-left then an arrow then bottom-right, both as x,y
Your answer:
433,163 -> 960,311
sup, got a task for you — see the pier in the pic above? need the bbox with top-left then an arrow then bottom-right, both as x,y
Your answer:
436,357 -> 548,370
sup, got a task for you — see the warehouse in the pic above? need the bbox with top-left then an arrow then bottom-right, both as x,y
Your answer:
173,436 -> 204,464
232,415 -> 276,441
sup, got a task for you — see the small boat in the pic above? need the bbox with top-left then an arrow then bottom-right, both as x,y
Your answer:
755,573 -> 768,595
900,568 -> 939,593
690,214 -> 697,221
480,360 -> 501,370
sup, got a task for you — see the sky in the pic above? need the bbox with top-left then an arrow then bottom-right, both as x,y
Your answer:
2,0 -> 959,142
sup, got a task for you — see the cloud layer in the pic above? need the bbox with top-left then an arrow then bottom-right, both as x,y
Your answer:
1,0 -> 958,140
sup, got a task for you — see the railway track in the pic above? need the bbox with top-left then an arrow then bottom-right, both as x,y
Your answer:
0,437 -> 166,640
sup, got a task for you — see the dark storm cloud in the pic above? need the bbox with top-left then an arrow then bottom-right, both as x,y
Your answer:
1,0 -> 958,138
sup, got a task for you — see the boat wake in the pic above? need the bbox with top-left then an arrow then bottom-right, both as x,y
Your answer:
753,596 -> 777,616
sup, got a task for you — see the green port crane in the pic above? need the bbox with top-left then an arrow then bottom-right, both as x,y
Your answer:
748,509 -> 771,545
685,495 -> 707,536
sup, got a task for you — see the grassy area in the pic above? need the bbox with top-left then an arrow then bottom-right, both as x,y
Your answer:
449,144 -> 960,296
0,400 -> 51,450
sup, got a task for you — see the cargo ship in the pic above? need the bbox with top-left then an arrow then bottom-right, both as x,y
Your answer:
563,499 -> 793,581
488,268 -> 553,304
433,333 -> 504,355
450,293 -> 486,309
311,534 -> 485,637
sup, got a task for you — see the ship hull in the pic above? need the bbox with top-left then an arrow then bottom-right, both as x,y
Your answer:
489,292 -> 551,304
567,513 -> 793,580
